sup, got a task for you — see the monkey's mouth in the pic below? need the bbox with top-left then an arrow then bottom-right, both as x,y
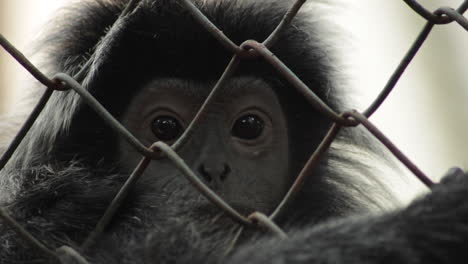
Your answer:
193,201 -> 266,219
231,203 -> 268,216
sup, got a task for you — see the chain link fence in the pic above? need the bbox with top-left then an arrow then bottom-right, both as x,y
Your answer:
0,0 -> 467,263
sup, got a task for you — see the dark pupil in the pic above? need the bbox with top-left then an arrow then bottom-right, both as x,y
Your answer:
232,114 -> 264,140
151,116 -> 182,141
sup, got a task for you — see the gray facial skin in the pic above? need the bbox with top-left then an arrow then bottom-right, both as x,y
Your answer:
119,77 -> 290,215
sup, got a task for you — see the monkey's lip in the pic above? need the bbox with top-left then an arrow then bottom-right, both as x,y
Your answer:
195,201 -> 264,218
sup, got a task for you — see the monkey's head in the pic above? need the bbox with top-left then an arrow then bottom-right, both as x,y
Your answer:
27,0 -> 345,222
118,77 -> 291,215
4,2 -> 384,245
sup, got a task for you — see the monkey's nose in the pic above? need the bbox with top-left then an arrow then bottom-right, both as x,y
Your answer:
198,163 -> 231,187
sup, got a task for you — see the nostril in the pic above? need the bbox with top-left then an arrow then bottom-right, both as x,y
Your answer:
198,164 -> 212,182
220,164 -> 230,181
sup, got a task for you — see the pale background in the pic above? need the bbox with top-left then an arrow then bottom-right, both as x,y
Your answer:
0,0 -> 467,199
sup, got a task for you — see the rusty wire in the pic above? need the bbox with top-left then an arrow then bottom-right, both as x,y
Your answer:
403,0 -> 468,25
0,208 -> 59,260
0,88 -> 53,169
363,23 -> 434,118
270,122 -> 343,221
0,0 -> 466,263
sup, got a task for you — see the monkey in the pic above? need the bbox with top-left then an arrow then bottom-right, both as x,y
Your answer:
0,0 -> 467,263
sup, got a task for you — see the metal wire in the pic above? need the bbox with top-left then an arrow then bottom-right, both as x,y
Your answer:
0,0 -> 466,262
363,23 -> 434,118
0,208 -> 59,261
0,88 -> 54,169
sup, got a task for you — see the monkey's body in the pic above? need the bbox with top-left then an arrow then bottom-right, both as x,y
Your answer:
0,0 -> 467,263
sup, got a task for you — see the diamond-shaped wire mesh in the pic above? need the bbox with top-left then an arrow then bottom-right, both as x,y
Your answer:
0,0 -> 466,263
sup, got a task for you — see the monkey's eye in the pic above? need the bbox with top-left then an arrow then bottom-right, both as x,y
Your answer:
151,116 -> 183,141
232,114 -> 264,140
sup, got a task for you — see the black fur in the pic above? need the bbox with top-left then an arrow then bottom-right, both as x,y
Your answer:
1,0 -> 467,263
228,168 -> 468,264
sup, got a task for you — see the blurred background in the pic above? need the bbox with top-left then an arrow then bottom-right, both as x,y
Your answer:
0,0 -> 467,197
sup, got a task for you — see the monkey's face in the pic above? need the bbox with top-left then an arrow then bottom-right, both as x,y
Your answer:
118,77 -> 290,216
